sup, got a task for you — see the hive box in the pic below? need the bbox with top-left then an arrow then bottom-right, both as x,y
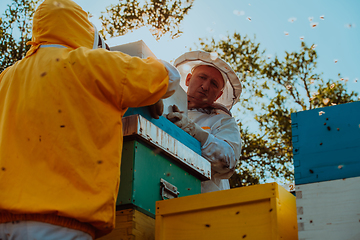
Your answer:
123,107 -> 200,155
155,183 -> 298,240
98,208 -> 155,240
110,40 -> 155,59
291,101 -> 360,185
117,115 -> 210,217
296,176 -> 360,240
110,40 -> 198,153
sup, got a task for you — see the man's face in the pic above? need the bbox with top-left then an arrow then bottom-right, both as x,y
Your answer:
185,65 -> 224,108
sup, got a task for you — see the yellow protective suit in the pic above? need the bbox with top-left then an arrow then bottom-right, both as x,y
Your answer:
0,0 -> 172,238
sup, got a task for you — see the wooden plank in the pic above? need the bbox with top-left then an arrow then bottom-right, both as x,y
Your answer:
156,183 -> 298,240
156,183 -> 277,216
110,40 -> 156,59
296,176 -> 360,240
277,185 -> 298,239
158,198 -> 273,239
132,210 -> 155,240
123,108 -> 202,155
98,209 -> 155,240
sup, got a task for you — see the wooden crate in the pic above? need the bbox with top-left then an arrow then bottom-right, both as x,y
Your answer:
117,115 -> 210,217
98,208 -> 155,240
155,183 -> 298,240
296,176 -> 360,240
123,107 -> 201,155
110,40 -> 155,59
291,101 -> 360,185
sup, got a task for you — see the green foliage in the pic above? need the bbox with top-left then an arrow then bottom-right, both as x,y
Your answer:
0,0 -> 38,72
198,33 -> 359,187
99,0 -> 194,40
198,33 -> 265,92
310,76 -> 358,108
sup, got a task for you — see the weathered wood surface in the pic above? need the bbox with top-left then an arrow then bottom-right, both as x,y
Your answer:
296,176 -> 360,240
98,209 -> 155,240
156,183 -> 298,240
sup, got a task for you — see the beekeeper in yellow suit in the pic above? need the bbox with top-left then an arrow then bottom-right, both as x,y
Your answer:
0,0 -> 179,239
167,51 -> 242,193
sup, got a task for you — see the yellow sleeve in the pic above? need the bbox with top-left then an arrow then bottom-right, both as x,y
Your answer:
71,48 -> 169,110
121,56 -> 169,107
0,66 -> 12,84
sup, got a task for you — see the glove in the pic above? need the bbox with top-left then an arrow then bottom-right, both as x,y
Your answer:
148,99 -> 164,119
202,134 -> 236,172
166,105 -> 209,146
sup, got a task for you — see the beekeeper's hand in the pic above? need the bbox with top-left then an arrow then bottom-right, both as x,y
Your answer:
166,105 -> 209,146
201,135 -> 236,172
148,99 -> 164,119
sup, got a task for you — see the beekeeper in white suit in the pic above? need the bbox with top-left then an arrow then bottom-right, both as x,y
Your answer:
167,51 -> 242,193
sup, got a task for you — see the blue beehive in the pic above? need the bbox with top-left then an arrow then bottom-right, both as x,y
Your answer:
291,101 -> 360,185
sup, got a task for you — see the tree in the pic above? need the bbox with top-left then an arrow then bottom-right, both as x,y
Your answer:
99,0 -> 194,40
1,0 -> 194,72
198,33 -> 359,187
0,0 -> 38,72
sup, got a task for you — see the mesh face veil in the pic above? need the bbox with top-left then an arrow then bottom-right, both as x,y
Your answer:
174,51 -> 242,111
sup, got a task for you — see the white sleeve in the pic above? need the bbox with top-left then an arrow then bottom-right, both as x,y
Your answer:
201,117 -> 241,178
158,60 -> 180,99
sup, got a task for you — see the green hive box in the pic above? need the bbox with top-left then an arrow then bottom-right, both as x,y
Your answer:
117,114 -> 211,218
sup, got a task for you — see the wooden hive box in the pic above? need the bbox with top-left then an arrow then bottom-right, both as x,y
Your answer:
291,101 -> 360,185
117,114 -> 210,217
296,176 -> 360,240
110,40 -> 155,59
155,183 -> 298,240
98,208 -> 155,240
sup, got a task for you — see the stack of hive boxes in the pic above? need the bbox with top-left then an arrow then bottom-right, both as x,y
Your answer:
291,101 -> 360,240
98,41 -> 211,240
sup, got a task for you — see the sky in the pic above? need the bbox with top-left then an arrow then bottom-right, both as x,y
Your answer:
1,0 -> 359,96
87,0 -> 359,93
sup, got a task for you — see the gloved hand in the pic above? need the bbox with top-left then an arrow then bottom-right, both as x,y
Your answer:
148,99 -> 164,119
202,135 -> 236,172
166,105 -> 209,146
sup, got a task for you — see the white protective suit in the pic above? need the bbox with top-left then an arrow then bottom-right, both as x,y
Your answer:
173,51 -> 242,193
188,109 -> 241,193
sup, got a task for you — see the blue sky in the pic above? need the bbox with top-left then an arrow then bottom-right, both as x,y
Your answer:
92,0 -> 359,93
1,0 -> 359,93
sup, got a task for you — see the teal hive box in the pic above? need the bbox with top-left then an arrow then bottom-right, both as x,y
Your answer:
291,101 -> 360,185
124,107 -> 201,155
117,114 -> 211,217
